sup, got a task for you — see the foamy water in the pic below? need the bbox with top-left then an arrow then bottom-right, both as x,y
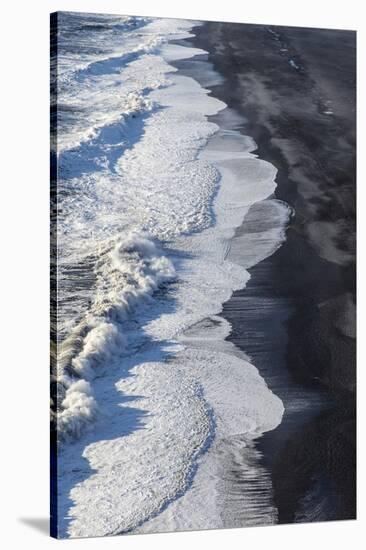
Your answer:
53,12 -> 289,538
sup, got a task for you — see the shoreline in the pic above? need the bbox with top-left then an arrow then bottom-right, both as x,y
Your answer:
180,21 -> 356,522
134,35 -> 289,533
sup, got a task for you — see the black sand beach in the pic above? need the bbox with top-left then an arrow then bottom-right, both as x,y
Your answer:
177,22 -> 356,523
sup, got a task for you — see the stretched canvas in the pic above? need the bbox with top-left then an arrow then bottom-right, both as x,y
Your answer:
50,11 -> 356,539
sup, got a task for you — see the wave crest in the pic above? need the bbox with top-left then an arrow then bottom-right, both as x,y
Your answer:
55,232 -> 176,442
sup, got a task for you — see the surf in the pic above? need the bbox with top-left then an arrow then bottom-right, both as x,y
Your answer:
53,13 -> 289,538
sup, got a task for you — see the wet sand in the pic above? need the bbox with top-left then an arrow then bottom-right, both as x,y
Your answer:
178,21 -> 356,523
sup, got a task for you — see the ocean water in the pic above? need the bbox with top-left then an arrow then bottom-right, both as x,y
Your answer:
52,12 -> 290,538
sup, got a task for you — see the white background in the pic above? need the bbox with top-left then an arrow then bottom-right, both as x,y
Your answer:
0,0 -> 364,548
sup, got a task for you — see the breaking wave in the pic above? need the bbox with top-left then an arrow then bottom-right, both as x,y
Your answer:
54,232 -> 175,441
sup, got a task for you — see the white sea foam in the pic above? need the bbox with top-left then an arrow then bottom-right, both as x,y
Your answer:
56,14 -> 197,153
135,318 -> 281,533
64,338 -> 282,537
56,14 -> 288,538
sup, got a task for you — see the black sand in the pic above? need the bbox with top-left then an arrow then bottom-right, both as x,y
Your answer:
177,22 -> 356,523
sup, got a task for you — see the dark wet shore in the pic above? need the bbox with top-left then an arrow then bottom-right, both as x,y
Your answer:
180,22 -> 356,523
